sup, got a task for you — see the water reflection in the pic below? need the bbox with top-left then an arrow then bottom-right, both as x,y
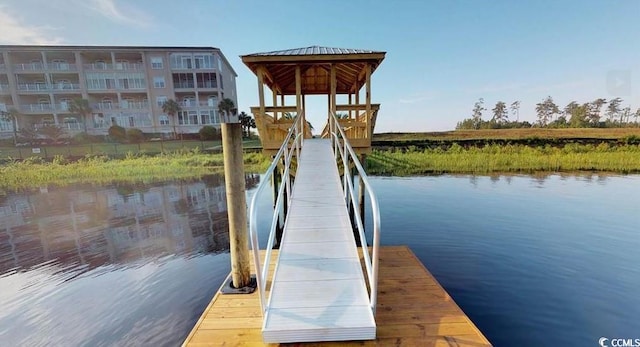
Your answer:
0,174 -> 259,346
0,174 -> 259,275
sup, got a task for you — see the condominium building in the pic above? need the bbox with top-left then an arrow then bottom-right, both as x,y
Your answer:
0,45 -> 237,138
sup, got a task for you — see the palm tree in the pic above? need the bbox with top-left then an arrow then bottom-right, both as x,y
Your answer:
0,108 -> 20,145
218,98 -> 237,123
161,99 -> 181,139
238,111 -> 256,138
68,98 -> 92,132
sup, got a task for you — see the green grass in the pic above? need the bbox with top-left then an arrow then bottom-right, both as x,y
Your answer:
0,150 -> 270,193
367,143 -> 640,175
0,139 -> 265,160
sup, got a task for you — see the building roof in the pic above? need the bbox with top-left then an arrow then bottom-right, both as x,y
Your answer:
0,45 -> 221,51
245,45 -> 383,56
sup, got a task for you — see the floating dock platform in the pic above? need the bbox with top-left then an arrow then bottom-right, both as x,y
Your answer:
182,246 -> 491,346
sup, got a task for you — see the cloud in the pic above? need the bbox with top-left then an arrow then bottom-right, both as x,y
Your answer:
399,91 -> 439,104
0,5 -> 65,44
81,0 -> 153,28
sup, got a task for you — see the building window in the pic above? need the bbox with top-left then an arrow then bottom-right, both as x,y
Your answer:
209,110 -> 219,124
178,110 -> 199,125
153,76 -> 165,88
194,54 -> 215,69
151,57 -> 163,69
159,115 -> 170,126
156,96 -> 167,107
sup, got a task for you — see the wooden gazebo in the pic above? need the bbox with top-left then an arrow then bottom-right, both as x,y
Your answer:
241,46 -> 386,155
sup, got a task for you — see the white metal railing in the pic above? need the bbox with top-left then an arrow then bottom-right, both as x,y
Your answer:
21,104 -> 55,112
249,112 -> 305,315
17,83 -> 51,91
13,63 -> 44,71
83,63 -> 143,70
174,82 -> 195,89
327,111 -> 381,314
49,63 -> 77,71
52,83 -> 81,90
197,82 -> 218,88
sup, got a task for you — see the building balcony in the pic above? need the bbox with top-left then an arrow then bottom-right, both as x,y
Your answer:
17,83 -> 51,92
174,82 -> 195,89
16,83 -> 80,92
0,63 -> 6,71
170,64 -> 215,70
20,103 -> 55,113
52,83 -> 81,91
178,101 -> 217,109
83,63 -> 144,71
33,122 -> 84,131
0,84 -> 10,94
87,85 -> 146,92
93,101 -> 150,111
49,62 -> 78,71
197,82 -> 218,89
13,63 -> 45,71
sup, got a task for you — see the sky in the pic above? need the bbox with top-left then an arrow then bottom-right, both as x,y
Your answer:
1,0 -> 639,132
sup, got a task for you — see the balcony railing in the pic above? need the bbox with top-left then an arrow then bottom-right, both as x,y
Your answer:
93,101 -> 150,110
178,101 -> 218,109
87,85 -> 146,91
17,83 -> 80,92
49,62 -> 77,71
52,83 -> 81,91
197,82 -> 218,89
13,63 -> 45,71
171,63 -> 215,70
33,122 -> 84,131
17,83 -> 51,92
174,82 -> 195,89
122,101 -> 150,109
83,63 -> 144,71
0,84 -> 10,93
21,104 -> 55,112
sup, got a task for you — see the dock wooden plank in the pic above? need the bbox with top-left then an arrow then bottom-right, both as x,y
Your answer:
182,246 -> 491,346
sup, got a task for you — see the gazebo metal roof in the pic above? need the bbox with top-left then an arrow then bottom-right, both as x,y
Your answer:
244,45 -> 382,56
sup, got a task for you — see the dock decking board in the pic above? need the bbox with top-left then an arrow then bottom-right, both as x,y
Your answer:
183,246 -> 492,346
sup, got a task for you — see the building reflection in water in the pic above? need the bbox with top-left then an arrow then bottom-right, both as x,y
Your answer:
0,174 -> 260,274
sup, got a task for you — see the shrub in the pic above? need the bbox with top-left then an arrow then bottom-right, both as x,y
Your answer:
39,126 -> 67,142
199,125 -> 219,141
624,135 -> 640,145
72,132 -> 102,144
126,128 -> 145,143
108,125 -> 126,143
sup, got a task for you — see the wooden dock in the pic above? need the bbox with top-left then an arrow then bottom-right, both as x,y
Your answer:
183,246 -> 491,346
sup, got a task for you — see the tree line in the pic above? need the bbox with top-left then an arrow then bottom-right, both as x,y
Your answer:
457,97 -> 640,130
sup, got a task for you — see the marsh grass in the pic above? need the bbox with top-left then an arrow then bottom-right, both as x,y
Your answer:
0,150 -> 270,193
367,143 -> 640,175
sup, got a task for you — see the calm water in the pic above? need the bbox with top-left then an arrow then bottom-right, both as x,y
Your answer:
0,173 -> 639,346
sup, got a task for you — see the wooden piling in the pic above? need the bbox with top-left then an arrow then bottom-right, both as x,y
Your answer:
221,123 -> 251,288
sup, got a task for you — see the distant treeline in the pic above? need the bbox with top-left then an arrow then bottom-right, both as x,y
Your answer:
457,97 -> 640,130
